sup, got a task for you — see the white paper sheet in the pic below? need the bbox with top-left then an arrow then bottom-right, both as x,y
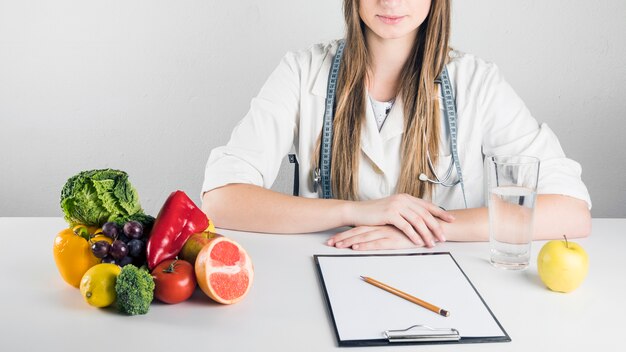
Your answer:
316,253 -> 506,341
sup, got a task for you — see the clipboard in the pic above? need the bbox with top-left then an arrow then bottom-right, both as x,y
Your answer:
314,252 -> 511,347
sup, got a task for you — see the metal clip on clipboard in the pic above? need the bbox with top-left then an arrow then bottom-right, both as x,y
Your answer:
384,325 -> 461,343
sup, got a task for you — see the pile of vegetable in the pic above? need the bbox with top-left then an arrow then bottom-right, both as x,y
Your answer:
53,169 -> 159,314
55,169 -> 154,270
53,169 -> 253,316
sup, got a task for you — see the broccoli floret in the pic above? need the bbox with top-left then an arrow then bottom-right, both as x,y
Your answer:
115,264 -> 155,315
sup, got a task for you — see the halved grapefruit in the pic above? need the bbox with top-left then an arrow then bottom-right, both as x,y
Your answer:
195,236 -> 254,304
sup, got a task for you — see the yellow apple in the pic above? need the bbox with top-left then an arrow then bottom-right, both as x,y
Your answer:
180,231 -> 222,264
537,236 -> 589,293
178,219 -> 216,264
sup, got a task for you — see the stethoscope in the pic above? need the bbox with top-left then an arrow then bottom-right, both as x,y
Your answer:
312,40 -> 468,208
417,124 -> 461,188
419,150 -> 461,188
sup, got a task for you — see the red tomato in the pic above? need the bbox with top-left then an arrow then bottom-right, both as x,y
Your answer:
151,259 -> 197,304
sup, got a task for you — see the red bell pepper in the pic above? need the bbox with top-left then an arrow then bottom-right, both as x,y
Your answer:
146,190 -> 209,269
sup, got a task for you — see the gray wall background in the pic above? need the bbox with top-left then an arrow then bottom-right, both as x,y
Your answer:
1,0 -> 625,218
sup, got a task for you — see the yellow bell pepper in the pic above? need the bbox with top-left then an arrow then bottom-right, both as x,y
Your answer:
53,225 -> 102,288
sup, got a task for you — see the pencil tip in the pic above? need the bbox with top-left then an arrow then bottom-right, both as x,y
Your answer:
359,276 -> 366,280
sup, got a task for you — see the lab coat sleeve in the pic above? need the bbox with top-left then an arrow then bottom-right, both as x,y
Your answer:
478,63 -> 592,208
201,52 -> 301,194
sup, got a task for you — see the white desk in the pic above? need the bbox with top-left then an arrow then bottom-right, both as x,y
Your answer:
0,217 -> 623,351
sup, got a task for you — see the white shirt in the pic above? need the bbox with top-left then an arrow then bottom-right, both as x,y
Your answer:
202,40 -> 591,210
369,96 -> 394,131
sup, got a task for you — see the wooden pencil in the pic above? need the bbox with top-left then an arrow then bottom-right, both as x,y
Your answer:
360,276 -> 450,317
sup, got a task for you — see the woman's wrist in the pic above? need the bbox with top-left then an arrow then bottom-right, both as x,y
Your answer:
337,199 -> 355,227
440,207 -> 489,242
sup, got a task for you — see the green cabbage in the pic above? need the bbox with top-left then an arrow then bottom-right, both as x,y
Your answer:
60,169 -> 150,227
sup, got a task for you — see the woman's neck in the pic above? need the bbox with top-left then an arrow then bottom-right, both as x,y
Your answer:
365,29 -> 417,102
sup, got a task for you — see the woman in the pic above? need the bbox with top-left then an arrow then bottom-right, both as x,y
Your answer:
201,0 -> 591,250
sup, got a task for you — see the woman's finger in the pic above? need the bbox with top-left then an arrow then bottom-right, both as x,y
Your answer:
414,198 -> 455,222
408,205 -> 446,243
430,204 -> 455,222
334,229 -> 386,249
327,226 -> 372,246
390,214 -> 424,247
352,236 -> 416,251
400,210 -> 436,247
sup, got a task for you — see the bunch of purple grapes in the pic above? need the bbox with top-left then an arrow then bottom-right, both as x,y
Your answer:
91,221 -> 147,267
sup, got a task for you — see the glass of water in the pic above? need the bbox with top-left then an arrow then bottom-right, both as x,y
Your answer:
486,155 -> 540,270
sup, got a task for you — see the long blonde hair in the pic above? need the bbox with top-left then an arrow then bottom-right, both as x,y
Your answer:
314,0 -> 450,200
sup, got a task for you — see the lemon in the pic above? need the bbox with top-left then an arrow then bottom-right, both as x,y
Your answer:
80,263 -> 121,308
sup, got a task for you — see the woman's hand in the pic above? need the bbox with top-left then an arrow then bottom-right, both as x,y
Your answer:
343,194 -> 454,247
327,225 -> 435,250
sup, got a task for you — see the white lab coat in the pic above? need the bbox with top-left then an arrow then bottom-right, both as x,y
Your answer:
202,40 -> 591,210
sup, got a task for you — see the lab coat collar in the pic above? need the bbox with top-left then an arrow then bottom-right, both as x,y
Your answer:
378,95 -> 404,141
311,47 -> 334,98
361,95 -> 405,173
